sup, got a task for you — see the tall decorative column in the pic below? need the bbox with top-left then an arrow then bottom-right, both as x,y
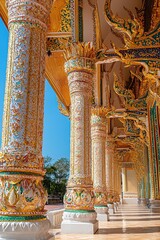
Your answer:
148,101 -> 160,212
139,178 -> 147,206
118,165 -> 122,199
105,137 -> 115,213
116,163 -> 121,203
61,42 -> 98,234
112,156 -> 119,212
113,158 -> 120,203
0,0 -> 52,239
91,108 -> 109,221
122,168 -> 127,194
139,146 -> 147,206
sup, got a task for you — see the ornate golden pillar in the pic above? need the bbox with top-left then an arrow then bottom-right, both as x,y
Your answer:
0,0 -> 52,239
139,178 -> 147,206
105,137 -> 115,213
113,158 -> 120,203
111,156 -> 120,212
122,168 -> 127,194
61,42 -> 98,234
116,163 -> 121,202
91,109 -> 109,221
139,146 -> 147,206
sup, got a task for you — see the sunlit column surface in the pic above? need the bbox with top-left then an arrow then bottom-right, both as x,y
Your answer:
122,168 -> 127,193
105,137 -> 116,213
61,42 -> 98,234
116,163 -> 121,202
111,155 -> 119,206
0,0 -> 52,239
91,110 -> 109,221
140,178 -> 147,206
114,158 -> 120,203
105,137 -> 115,203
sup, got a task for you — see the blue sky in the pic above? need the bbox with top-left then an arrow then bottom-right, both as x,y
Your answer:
0,18 -> 70,162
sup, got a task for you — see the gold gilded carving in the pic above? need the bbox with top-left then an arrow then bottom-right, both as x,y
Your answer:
91,114 -> 107,206
46,37 -> 71,52
64,42 -> 96,62
91,107 -> 110,117
0,152 -> 45,176
49,0 -> 71,33
0,175 -> 47,216
63,42 -> 95,211
113,73 -> 135,101
101,0 -> 160,107
0,0 -> 52,219
64,42 -> 95,79
150,0 -> 160,31
104,0 -> 144,41
118,138 -> 146,181
64,188 -> 95,211
57,98 -> 70,117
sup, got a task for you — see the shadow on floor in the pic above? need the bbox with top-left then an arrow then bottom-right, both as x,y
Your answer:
97,226 -> 160,234
112,214 -> 159,217
110,218 -> 160,221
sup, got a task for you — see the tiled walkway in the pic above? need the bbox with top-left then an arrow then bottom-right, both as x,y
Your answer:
53,204 -> 160,240
45,204 -> 64,211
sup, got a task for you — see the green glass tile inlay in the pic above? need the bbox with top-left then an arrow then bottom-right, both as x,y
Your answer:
0,215 -> 46,222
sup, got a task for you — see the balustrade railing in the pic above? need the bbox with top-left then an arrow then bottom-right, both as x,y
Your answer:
47,209 -> 64,228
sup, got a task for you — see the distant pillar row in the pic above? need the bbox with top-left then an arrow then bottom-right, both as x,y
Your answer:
0,0 -> 52,239
91,110 -> 109,221
61,42 -> 98,234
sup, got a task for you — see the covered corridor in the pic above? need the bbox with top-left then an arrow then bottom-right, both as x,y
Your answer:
53,204 -> 160,240
0,0 -> 160,239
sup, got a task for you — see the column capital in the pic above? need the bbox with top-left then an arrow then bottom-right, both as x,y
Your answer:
91,113 -> 106,140
91,107 -> 109,118
64,42 -> 96,74
7,0 -> 53,30
0,152 -> 45,176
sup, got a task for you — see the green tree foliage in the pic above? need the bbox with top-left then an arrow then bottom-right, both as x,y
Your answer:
53,158 -> 70,183
43,157 -> 69,200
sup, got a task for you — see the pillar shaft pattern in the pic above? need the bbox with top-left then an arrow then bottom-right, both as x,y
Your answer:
105,137 -> 115,202
63,43 -> 95,211
117,165 -> 121,194
112,157 -> 116,198
91,114 -> 107,206
122,168 -> 127,192
113,159 -> 120,202
0,0 -> 52,219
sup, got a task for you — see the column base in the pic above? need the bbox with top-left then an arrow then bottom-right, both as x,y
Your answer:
107,203 -> 115,214
146,198 -> 150,208
137,198 -> 141,204
114,202 -> 118,211
0,219 -> 51,240
95,206 -> 109,221
140,198 -> 147,206
61,211 -> 98,234
150,200 -> 160,213
97,213 -> 109,221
